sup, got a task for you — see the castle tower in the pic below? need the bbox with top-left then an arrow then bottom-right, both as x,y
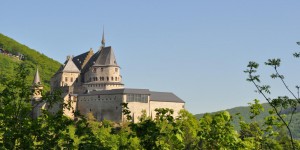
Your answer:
82,31 -> 124,91
31,68 -> 45,119
32,68 -> 43,100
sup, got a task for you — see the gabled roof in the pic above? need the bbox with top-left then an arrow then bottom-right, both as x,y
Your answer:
81,50 -> 101,73
60,57 -> 80,73
72,48 -> 94,70
150,91 -> 185,103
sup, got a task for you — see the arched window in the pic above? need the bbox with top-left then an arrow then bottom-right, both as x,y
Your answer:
115,77 -> 117,81
111,77 -> 114,81
107,77 -> 109,81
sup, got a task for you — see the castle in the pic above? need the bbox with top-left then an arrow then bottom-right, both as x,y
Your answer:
31,32 -> 185,122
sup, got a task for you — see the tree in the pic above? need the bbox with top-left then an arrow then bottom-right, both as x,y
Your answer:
244,52 -> 300,149
198,111 -> 242,149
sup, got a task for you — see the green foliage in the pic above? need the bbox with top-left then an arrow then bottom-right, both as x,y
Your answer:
1,54 -> 300,149
0,33 -> 60,91
244,50 -> 300,149
0,64 -> 73,149
198,111 -> 242,149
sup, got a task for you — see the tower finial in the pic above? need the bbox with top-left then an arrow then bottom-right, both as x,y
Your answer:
101,26 -> 105,48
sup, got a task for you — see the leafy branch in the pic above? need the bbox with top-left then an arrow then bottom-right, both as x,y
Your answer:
245,60 -> 296,149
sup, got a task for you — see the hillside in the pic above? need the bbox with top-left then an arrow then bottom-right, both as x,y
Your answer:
195,103 -> 300,139
0,33 -> 61,91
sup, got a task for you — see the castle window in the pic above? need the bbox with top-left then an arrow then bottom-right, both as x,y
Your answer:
71,77 -> 73,82
65,77 -> 68,82
92,67 -> 96,73
107,77 -> 109,81
127,94 -> 148,103
111,77 -> 114,81
115,68 -> 118,72
101,68 -> 103,72
115,77 -> 117,81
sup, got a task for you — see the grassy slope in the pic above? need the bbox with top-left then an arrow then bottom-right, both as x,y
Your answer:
195,103 -> 300,139
0,33 -> 61,91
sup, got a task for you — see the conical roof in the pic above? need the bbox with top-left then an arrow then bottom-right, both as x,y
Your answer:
33,68 -> 41,85
94,46 -> 118,66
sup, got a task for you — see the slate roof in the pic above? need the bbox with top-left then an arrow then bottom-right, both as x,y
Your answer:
78,88 -> 185,103
81,46 -> 118,74
150,91 -> 185,103
72,50 -> 91,70
81,50 -> 101,73
94,46 -> 118,66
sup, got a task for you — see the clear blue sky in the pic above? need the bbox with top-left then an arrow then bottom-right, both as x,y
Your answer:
2,1 -> 300,114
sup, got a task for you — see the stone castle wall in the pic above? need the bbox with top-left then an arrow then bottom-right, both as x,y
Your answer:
126,94 -> 150,122
77,94 -> 123,122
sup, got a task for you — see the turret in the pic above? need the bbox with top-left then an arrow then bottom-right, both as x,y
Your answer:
82,31 -> 124,91
32,68 -> 43,100
31,68 -> 45,119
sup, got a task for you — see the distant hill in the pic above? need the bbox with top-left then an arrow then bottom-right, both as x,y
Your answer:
195,103 -> 300,139
0,33 -> 61,91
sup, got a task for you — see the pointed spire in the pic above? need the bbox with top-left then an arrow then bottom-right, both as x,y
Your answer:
33,68 -> 41,85
101,26 -> 105,49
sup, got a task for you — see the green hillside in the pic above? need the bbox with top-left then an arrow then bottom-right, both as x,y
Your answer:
0,33 -> 61,91
195,103 -> 300,139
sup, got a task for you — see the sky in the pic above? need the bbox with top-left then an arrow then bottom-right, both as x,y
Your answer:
2,1 -> 300,114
